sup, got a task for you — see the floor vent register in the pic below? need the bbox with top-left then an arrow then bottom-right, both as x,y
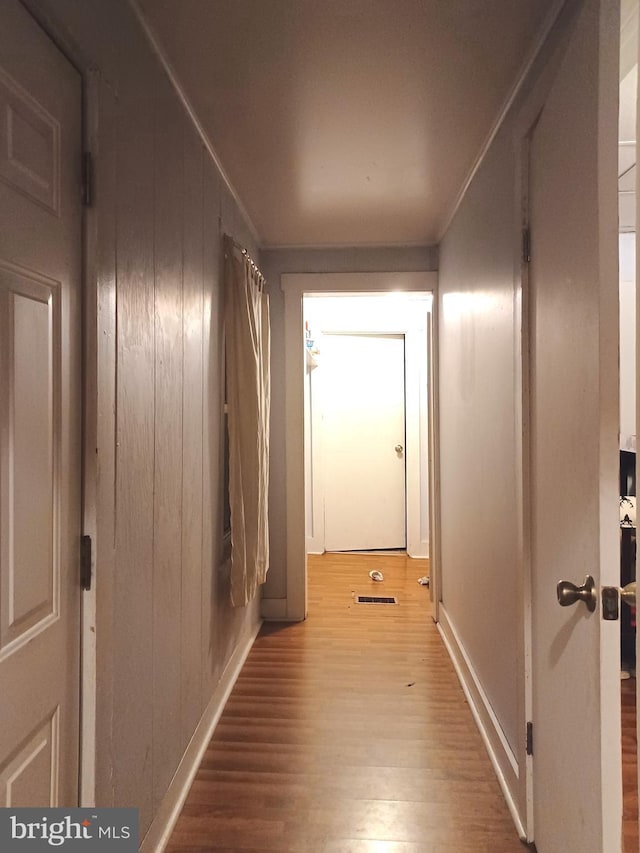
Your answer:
355,595 -> 398,605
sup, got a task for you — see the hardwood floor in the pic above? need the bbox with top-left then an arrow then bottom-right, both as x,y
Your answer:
166,553 -> 528,852
622,677 -> 638,853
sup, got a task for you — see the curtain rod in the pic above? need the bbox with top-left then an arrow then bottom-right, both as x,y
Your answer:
223,233 -> 264,280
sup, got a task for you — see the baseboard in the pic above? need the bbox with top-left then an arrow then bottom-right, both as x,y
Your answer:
305,537 -> 324,555
437,605 -> 526,841
407,545 -> 429,559
260,597 -> 289,620
140,616 -> 263,853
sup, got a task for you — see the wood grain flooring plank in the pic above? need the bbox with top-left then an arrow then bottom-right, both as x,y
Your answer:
166,553 -> 528,852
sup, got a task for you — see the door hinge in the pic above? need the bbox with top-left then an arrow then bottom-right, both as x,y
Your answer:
80,534 -> 92,591
81,152 -> 93,207
522,227 -> 531,264
526,721 -> 533,756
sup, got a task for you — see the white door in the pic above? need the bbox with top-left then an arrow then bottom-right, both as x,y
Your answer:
528,0 -> 620,849
322,333 -> 406,551
0,1 -> 82,806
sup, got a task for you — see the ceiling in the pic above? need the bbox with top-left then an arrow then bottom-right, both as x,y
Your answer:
138,0 -> 561,248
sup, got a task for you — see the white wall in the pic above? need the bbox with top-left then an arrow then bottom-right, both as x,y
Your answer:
619,232 -> 636,450
260,247 -> 438,600
438,123 -> 520,758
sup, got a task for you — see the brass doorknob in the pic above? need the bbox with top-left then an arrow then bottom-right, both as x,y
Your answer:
620,581 -> 636,607
395,444 -> 403,453
556,575 -> 597,612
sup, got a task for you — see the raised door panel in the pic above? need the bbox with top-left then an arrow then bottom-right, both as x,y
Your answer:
0,266 -> 59,657
0,710 -> 59,807
0,67 -> 59,214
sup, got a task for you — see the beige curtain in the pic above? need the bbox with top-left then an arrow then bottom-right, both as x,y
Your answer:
224,236 -> 270,607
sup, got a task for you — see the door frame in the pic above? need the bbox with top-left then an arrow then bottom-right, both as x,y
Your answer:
304,301 -> 429,557
79,69 -> 99,808
273,271 -> 438,622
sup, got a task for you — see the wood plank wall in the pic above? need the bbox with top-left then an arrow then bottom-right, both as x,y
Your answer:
26,0 -> 262,837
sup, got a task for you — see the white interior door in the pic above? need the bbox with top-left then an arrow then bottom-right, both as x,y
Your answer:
322,332 -> 406,551
528,0 -> 620,849
0,0 -> 82,806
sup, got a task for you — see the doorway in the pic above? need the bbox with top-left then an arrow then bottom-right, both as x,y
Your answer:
303,292 -> 432,557
279,272 -> 437,620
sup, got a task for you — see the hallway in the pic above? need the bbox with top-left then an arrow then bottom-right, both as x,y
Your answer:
167,553 -> 525,852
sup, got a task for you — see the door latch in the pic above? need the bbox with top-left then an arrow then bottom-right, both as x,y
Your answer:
601,586 -> 619,620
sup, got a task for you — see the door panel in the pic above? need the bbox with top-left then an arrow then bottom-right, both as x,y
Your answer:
0,0 -> 82,807
322,333 -> 406,551
1,267 -> 59,652
0,65 -> 60,214
528,0 -> 620,849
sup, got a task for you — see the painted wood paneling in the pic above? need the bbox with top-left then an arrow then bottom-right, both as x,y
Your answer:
87,71 -> 118,808
113,21 -> 156,829
152,76 -> 185,813
201,157 -> 222,700
181,128 -> 205,747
